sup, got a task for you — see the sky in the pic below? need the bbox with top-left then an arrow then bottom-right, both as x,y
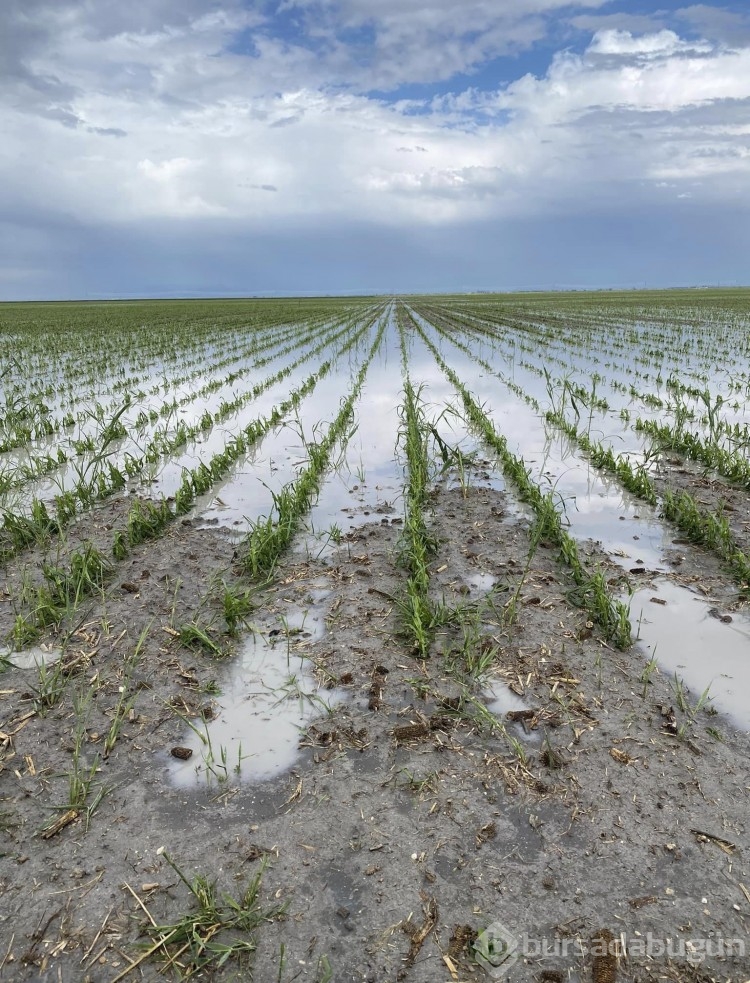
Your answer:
1,0 -> 750,299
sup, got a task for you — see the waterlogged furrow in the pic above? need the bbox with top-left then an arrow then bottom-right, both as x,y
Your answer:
293,308 -> 405,548
1,300 -> 367,414
407,308 -> 632,647
409,307 -> 668,567
191,311 -> 386,533
1,303 -> 377,468
416,302 -> 750,724
0,311 -> 288,450
0,312 -> 306,477
424,301 -> 750,440
548,406 -> 750,591
112,310 -> 382,548
130,311 -> 379,502
239,316 -> 388,579
0,309 -> 354,503
0,312 -> 380,565
7,322 -> 383,647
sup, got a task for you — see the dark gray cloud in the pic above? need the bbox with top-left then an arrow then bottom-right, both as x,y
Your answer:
87,125 -> 128,137
2,202 -> 749,300
677,5 -> 750,45
570,12 -> 669,34
0,0 -> 251,120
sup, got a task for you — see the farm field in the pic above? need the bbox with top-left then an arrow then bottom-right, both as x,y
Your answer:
1,290 -> 750,981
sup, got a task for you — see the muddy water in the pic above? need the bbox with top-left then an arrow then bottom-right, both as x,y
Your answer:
167,310 -> 750,789
0,643 -> 61,668
630,579 -> 750,723
189,323 -> 379,534
415,314 -> 750,728
169,606 -> 346,787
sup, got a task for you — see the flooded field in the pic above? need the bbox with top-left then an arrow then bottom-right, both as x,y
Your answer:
2,291 -> 750,982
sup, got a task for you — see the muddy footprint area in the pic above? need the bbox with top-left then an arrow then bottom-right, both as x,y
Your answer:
1,483 -> 749,983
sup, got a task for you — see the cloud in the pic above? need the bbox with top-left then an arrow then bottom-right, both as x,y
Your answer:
87,125 -> 127,137
570,13 -> 670,34
1,19 -> 749,234
1,2 -> 749,296
587,28 -> 713,57
275,0 -> 611,88
677,5 -> 750,45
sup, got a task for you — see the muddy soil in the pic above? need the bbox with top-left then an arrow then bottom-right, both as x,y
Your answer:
1,475 -> 749,983
654,451 -> 750,560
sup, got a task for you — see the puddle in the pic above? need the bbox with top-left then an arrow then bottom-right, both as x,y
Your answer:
168,625 -> 346,787
482,679 -> 528,717
463,572 -> 497,598
481,677 -> 544,746
484,678 -> 529,716
1,643 -> 61,669
631,578 -> 750,727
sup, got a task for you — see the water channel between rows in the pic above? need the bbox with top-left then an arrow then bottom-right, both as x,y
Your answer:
165,316 -> 750,785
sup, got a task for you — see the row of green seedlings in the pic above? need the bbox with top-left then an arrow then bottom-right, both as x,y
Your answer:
121,307 -> 356,435
641,377 -> 746,443
417,303 -> 575,382
0,303 -> 371,508
411,310 -> 654,557
635,417 -> 750,489
425,300 -> 729,424
1,300 -> 352,442
425,304 -> 617,416
510,322 -> 749,471
4,297 -> 371,405
0,447 -> 69,495
555,325 -> 740,443
412,303 -> 743,477
119,313 -> 382,556
0,389 -> 58,453
398,377 -> 437,659
435,302 -> 747,477
0,314 -> 374,565
240,317 -> 387,579
7,369 -> 312,649
545,403 -> 750,590
447,295 -> 739,394
6,322 -> 381,648
117,365 -> 328,559
121,310 -> 368,474
435,306 -> 647,450
418,302 -> 614,394
431,302 -> 600,390
112,313 -> 328,436
406,312 -> 632,648
408,306 -> 542,412
625,382 -> 745,448
0,307 -> 359,502
395,310 -> 465,658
